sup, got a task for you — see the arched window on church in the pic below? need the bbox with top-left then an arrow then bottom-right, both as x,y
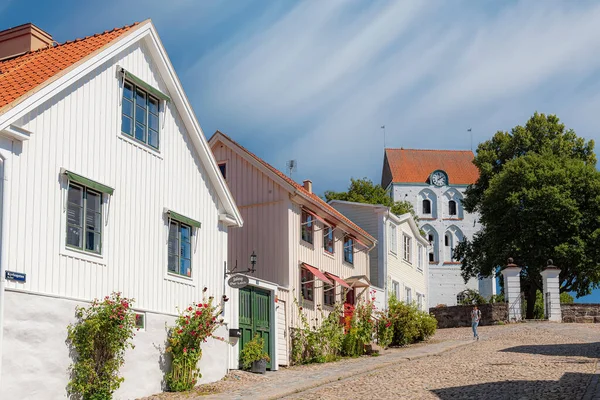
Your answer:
449,200 -> 457,216
423,199 -> 431,214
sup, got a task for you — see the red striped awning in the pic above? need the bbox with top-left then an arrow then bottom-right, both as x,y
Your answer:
326,273 -> 351,289
302,263 -> 332,285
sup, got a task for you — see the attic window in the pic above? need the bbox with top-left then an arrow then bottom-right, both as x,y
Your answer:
122,82 -> 160,149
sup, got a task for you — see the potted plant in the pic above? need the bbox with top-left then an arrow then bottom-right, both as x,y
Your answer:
240,334 -> 270,374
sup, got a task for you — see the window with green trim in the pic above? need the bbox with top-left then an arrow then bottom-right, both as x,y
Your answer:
168,221 -> 192,277
66,183 -> 102,254
121,81 -> 160,149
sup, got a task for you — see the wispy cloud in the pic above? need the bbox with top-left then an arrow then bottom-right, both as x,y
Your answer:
186,0 -> 600,191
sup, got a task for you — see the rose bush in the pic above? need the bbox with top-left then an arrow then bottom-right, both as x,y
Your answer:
165,289 -> 227,392
67,292 -> 136,400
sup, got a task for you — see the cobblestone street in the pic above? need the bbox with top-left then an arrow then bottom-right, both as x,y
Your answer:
143,323 -> 600,400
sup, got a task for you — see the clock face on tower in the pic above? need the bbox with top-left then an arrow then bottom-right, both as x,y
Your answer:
431,171 -> 447,187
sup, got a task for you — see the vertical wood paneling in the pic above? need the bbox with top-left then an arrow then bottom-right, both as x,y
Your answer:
4,42 -> 230,315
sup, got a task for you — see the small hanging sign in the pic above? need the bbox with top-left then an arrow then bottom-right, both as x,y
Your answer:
227,275 -> 249,289
5,271 -> 26,283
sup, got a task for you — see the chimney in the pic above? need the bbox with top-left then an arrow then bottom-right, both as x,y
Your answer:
303,179 -> 312,193
0,23 -> 53,60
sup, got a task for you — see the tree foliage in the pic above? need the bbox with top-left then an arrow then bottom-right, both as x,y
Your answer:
324,178 -> 418,223
455,113 -> 600,318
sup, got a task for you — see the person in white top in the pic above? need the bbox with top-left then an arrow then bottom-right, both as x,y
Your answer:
471,305 -> 481,340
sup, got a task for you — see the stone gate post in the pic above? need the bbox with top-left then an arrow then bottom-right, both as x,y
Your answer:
503,258 -> 522,321
540,260 -> 562,322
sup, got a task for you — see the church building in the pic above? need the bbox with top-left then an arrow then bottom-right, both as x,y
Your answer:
381,148 -> 495,306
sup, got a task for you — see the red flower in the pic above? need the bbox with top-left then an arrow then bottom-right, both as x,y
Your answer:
196,311 -> 201,316
119,325 -> 123,329
212,317 -> 216,321
183,347 -> 187,354
188,307 -> 193,311
203,303 -> 208,308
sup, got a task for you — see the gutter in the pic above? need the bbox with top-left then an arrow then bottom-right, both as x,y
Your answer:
0,147 -> 11,388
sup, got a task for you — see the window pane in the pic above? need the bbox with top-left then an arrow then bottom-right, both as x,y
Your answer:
86,212 -> 102,232
181,241 -> 191,260
168,255 -> 178,273
68,185 -> 83,205
168,222 -> 179,255
67,226 -> 82,248
149,113 -> 158,131
123,83 -> 133,100
136,89 -> 146,106
86,231 -> 101,253
86,191 -> 101,212
148,129 -> 159,149
148,97 -> 159,115
136,105 -> 146,125
121,115 -> 132,135
135,123 -> 145,142
180,258 -> 191,277
122,98 -> 133,117
181,225 -> 191,242
67,203 -> 82,226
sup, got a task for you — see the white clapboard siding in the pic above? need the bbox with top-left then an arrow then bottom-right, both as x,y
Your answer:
4,40 -> 228,314
276,300 -> 288,366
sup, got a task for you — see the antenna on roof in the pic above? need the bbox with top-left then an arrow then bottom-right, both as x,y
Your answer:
467,128 -> 472,151
286,160 -> 297,178
381,125 -> 386,149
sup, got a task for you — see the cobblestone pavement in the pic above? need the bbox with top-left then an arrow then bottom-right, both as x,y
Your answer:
142,323 -> 600,400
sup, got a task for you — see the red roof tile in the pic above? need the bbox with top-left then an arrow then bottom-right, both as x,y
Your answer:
211,131 -> 376,244
0,22 -> 141,112
383,148 -> 479,186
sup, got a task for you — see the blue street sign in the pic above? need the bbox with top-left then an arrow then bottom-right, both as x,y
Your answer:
5,271 -> 26,283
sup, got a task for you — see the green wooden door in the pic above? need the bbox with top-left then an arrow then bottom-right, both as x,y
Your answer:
239,287 -> 272,369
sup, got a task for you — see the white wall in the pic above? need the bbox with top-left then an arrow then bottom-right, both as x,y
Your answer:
4,40 -> 229,315
391,184 -> 491,305
0,37 -> 235,397
0,291 -> 231,400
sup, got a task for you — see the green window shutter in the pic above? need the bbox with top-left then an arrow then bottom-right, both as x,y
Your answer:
63,170 -> 114,195
122,69 -> 171,102
167,210 -> 201,229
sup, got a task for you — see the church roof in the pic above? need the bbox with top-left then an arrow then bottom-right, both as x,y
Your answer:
382,148 -> 479,187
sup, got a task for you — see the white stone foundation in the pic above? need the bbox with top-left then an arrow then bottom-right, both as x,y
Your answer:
1,290 -> 230,399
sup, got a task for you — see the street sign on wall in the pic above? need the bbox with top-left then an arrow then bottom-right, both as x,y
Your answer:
5,271 -> 26,283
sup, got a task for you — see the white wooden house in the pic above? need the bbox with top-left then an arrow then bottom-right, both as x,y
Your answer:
209,131 -> 377,367
0,21 -> 242,399
329,200 -> 429,310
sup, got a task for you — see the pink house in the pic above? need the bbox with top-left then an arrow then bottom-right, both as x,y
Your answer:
209,131 -> 376,368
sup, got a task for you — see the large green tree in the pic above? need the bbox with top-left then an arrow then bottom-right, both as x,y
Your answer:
455,113 -> 600,318
324,178 -> 418,222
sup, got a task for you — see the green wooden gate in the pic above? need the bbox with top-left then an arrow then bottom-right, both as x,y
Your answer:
239,286 -> 272,368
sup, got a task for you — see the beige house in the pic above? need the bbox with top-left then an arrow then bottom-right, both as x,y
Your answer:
329,201 -> 429,311
209,131 -> 376,367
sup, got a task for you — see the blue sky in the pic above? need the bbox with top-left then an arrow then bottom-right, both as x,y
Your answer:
3,0 -> 600,302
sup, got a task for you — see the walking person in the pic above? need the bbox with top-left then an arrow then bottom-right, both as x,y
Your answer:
471,305 -> 481,340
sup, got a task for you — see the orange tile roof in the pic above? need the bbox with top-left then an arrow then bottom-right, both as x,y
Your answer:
384,148 -> 479,186
0,21 -> 142,112
211,131 -> 376,244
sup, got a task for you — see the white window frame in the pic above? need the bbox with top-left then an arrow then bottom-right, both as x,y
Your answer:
416,293 -> 424,310
392,280 -> 400,299
417,244 -> 424,272
403,235 -> 412,264
405,287 -> 412,304
389,224 -> 397,255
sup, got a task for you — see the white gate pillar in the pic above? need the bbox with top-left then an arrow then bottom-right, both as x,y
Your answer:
541,260 -> 562,322
503,258 -> 522,321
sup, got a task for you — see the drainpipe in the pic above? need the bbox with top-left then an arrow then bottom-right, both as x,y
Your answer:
0,150 -> 10,388
382,209 -> 389,310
